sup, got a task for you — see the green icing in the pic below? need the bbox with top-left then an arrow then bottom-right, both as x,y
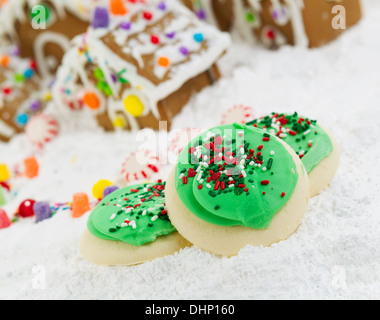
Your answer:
246,112 -> 334,173
88,182 -> 176,246
175,123 -> 299,230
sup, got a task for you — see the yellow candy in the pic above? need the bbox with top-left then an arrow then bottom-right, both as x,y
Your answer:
92,179 -> 113,200
113,116 -> 125,128
124,95 -> 144,117
0,164 -> 10,182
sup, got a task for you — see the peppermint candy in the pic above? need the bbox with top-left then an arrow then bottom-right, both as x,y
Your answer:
25,114 -> 59,149
121,149 -> 160,184
169,128 -> 203,156
221,105 -> 255,125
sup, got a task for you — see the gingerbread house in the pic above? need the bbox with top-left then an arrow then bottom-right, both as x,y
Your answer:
0,0 -> 104,78
183,0 -> 362,49
52,0 -> 231,132
0,46 -> 48,142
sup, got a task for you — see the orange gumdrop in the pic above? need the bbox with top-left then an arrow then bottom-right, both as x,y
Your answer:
0,55 -> 10,67
110,0 -> 128,15
83,92 -> 100,110
72,193 -> 91,218
24,156 -> 39,179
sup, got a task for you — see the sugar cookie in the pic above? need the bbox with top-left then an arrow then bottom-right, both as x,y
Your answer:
247,112 -> 340,197
165,123 -> 309,257
80,182 -> 191,266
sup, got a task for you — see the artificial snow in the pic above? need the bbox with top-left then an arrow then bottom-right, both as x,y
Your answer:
0,0 -> 379,300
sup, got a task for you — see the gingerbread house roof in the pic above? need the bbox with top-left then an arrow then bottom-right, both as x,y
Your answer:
0,0 -> 102,37
0,46 -> 46,140
52,0 -> 230,128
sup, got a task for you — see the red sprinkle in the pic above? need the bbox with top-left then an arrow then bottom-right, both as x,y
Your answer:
261,180 -> 270,185
281,192 -> 286,197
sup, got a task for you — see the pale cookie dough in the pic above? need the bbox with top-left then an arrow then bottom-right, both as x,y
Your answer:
80,229 -> 191,266
165,123 -> 310,257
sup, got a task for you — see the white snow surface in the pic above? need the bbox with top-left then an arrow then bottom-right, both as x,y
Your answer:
0,0 -> 379,300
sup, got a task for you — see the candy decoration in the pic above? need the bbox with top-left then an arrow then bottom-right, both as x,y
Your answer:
0,209 -> 11,229
169,128 -> 203,156
92,7 -> 110,29
110,0 -> 128,15
221,105 -> 255,125
24,156 -> 39,179
103,185 -> 119,198
0,55 -> 10,67
0,186 -> 6,206
121,149 -> 160,184
92,180 -> 113,200
72,193 -> 91,218
83,91 -> 101,110
0,164 -> 11,182
25,114 -> 59,149
34,201 -> 52,223
18,199 -> 36,218
123,95 -> 144,117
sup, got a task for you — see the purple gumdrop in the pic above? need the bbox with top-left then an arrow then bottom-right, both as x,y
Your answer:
179,46 -> 189,56
92,7 -> 110,29
197,9 -> 207,20
34,201 -> 52,223
103,185 -> 119,198
120,21 -> 131,30
30,100 -> 42,112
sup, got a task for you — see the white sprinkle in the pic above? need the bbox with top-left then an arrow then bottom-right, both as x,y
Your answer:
270,151 -> 275,156
142,210 -> 147,216
206,184 -> 212,189
262,167 -> 267,172
240,147 -> 245,155
151,215 -> 158,222
249,161 -> 255,166
242,170 -> 247,178
121,223 -> 129,228
280,133 -> 287,138
179,173 -> 185,179
229,184 -> 235,188
110,214 -> 116,221
199,179 -> 204,184
303,129 -> 311,136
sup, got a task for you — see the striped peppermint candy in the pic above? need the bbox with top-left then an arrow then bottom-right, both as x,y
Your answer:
221,105 -> 255,125
169,128 -> 203,156
121,149 -> 160,184
25,113 -> 59,149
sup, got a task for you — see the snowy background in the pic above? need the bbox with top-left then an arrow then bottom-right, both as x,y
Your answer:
0,0 -> 379,299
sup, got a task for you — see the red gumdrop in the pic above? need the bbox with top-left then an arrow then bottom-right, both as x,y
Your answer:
0,209 -> 11,229
18,199 -> 36,218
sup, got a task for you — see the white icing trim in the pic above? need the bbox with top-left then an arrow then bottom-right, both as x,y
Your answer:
34,31 -> 71,79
